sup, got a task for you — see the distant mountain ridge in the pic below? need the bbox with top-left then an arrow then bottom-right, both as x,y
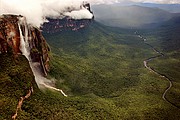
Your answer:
152,16 -> 180,52
113,2 -> 180,13
137,3 -> 180,13
92,4 -> 179,28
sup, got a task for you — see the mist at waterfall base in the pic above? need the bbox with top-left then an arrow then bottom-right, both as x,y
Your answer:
0,0 -> 93,27
18,17 -> 67,97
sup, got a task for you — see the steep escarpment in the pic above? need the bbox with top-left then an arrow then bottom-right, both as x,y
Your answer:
0,15 -> 50,76
0,14 -> 51,119
42,18 -> 93,33
42,2 -> 94,34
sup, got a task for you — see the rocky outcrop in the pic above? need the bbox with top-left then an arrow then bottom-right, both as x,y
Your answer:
83,2 -> 93,15
0,15 -> 50,76
42,2 -> 94,34
42,18 -> 93,33
0,15 -> 21,54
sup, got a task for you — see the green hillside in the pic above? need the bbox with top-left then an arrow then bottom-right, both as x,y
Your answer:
44,21 -> 155,96
42,21 -> 180,119
1,20 -> 180,119
140,16 -> 180,108
0,53 -> 38,119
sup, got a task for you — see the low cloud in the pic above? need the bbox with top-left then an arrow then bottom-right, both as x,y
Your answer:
0,0 -> 93,27
1,0 -> 179,27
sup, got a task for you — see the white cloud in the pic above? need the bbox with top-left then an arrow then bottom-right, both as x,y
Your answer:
0,0 -> 93,27
64,8 -> 93,19
0,0 -> 179,27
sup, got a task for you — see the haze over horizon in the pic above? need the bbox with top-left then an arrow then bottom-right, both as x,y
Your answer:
87,0 -> 180,4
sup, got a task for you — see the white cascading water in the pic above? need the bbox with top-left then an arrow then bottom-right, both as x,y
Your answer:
18,17 -> 67,97
18,22 -> 29,60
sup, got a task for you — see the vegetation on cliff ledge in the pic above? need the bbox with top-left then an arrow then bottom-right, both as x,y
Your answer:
0,20 -> 180,119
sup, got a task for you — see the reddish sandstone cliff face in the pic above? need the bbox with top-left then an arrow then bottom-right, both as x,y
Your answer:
0,15 -> 21,54
42,18 -> 93,33
0,15 -> 50,76
42,3 -> 94,34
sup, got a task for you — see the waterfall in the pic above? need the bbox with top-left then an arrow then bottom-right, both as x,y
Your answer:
18,22 -> 29,60
18,17 -> 67,97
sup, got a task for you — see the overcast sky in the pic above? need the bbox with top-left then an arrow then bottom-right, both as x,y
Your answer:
87,0 -> 180,4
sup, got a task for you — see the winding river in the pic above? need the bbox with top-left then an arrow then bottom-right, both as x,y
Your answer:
136,32 -> 179,109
